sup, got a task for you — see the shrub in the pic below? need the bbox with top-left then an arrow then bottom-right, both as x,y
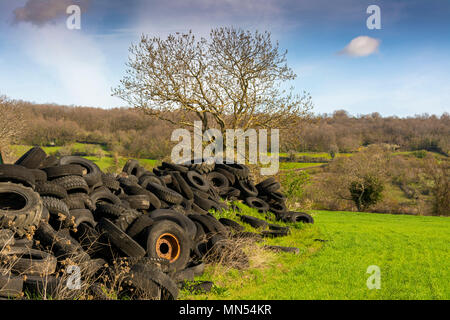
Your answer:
349,174 -> 384,211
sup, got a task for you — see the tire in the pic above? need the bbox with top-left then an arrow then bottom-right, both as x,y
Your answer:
90,187 -> 121,205
126,215 -> 154,239
0,164 -> 35,189
69,209 -> 96,228
244,197 -> 269,213
128,262 -> 178,300
145,182 -> 183,205
0,182 -> 42,236
101,173 -> 120,191
52,175 -> 89,194
0,273 -> 23,298
236,179 -> 258,197
161,162 -> 188,173
282,211 -> 314,224
193,221 -> 206,241
29,169 -> 47,183
264,245 -> 299,254
124,194 -> 150,210
35,182 -> 68,199
144,220 -> 192,272
0,247 -> 57,276
256,177 -> 276,190
139,175 -> 163,189
23,275 -> 60,297
216,163 -> 249,180
218,218 -> 245,232
41,196 -> 70,217
269,201 -> 287,216
188,214 -> 228,236
14,147 -> 47,169
43,164 -> 84,180
237,214 -> 268,229
149,209 -> 197,241
185,171 -> 210,192
59,156 -> 102,187
206,172 -> 229,191
39,155 -> 58,168
97,218 -> 146,257
184,159 -> 215,174
261,230 -> 289,238
122,159 -> 140,176
264,182 -> 281,193
214,168 -> 236,185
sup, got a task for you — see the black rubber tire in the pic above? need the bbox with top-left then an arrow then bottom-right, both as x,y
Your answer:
125,195 -> 150,210
185,171 -> 210,192
218,218 -> 245,232
261,229 -> 289,238
52,175 -> 89,194
245,197 -> 270,213
264,245 -> 300,254
282,211 -> 314,224
114,210 -> 142,232
269,201 -> 288,216
139,175 -> 163,188
39,155 -> 58,168
193,221 -> 206,241
145,182 -> 183,205
173,171 -> 194,200
161,161 -> 188,173
236,179 -> 258,197
122,159 -> 140,176
223,187 -> 241,199
94,202 -> 134,219
23,275 -> 60,297
214,168 -> 236,185
264,182 -> 281,193
0,273 -> 23,298
206,172 -> 229,191
128,262 -> 179,300
43,164 -> 84,180
193,192 -> 214,212
0,182 -> 42,236
256,177 -> 276,190
183,159 -> 215,174
148,209 -> 197,241
0,247 -> 57,276
14,147 -> 47,169
0,164 -> 35,189
41,196 -> 70,216
188,214 -> 228,236
69,209 -> 96,228
144,220 -> 192,273
98,218 -> 146,257
29,169 -> 47,183
267,191 -> 286,202
90,187 -> 121,205
191,203 -> 208,215
126,215 -> 154,239
101,173 -> 120,191
216,163 -> 249,180
72,222 -> 106,254
35,182 -> 68,199
59,156 -> 102,187
237,214 -> 268,229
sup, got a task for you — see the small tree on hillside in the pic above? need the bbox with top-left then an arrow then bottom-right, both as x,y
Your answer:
113,27 -> 313,135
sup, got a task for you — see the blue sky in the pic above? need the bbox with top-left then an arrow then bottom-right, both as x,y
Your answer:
0,0 -> 449,117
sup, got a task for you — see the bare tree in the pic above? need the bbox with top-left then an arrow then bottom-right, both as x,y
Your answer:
0,96 -> 25,162
113,27 -> 313,134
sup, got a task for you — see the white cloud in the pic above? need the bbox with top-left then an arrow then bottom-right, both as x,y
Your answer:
339,36 -> 380,57
18,24 -> 119,107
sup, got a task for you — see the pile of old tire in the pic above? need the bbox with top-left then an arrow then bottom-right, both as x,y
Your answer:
0,147 -> 313,300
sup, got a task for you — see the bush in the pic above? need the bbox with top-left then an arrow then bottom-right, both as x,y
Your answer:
280,170 -> 310,202
349,174 -> 384,211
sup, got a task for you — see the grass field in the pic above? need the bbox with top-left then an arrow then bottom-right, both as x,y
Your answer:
279,162 -> 324,170
181,207 -> 450,300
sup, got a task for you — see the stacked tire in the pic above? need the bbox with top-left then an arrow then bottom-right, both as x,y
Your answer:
0,147 -> 313,300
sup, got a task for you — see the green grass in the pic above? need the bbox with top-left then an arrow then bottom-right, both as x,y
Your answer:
279,162 -> 324,170
269,152 -> 352,159
181,208 -> 450,300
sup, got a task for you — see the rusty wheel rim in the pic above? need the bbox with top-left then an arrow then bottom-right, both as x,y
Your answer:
155,233 -> 180,262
